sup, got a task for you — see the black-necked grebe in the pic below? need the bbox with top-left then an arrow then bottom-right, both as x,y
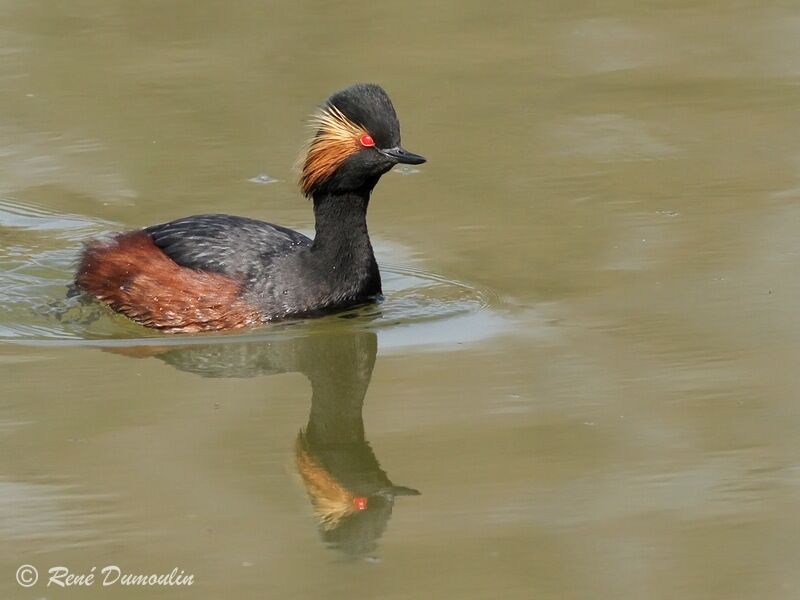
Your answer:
75,83 -> 425,332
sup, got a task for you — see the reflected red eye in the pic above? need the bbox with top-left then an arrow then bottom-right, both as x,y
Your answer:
353,496 -> 368,510
359,134 -> 375,147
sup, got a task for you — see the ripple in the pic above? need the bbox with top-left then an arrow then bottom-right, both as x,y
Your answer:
247,174 -> 278,184
0,200 -> 507,352
0,198 -> 111,233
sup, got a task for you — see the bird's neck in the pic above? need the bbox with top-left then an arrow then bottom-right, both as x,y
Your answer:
310,190 -> 380,296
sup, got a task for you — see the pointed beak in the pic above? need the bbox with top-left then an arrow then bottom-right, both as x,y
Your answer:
389,485 -> 421,497
378,146 -> 426,165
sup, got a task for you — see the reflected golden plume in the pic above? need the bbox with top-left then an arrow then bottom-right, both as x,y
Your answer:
295,430 -> 360,530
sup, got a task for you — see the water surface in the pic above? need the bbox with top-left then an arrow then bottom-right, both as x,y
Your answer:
2,2 -> 800,599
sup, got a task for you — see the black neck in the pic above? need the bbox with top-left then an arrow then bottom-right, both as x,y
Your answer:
310,190 -> 380,297
312,190 -> 370,247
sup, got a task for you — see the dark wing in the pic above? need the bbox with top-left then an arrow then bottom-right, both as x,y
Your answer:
145,214 -> 312,279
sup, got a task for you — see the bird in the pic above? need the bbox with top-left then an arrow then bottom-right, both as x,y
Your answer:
74,83 -> 425,333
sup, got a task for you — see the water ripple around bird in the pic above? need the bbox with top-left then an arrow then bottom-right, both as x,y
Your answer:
0,198 -> 507,353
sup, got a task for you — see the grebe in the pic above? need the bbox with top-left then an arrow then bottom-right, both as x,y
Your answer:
75,83 -> 425,333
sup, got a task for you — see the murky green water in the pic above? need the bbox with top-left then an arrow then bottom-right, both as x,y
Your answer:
3,1 -> 800,598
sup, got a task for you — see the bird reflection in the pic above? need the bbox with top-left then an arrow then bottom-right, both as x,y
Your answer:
111,328 -> 419,558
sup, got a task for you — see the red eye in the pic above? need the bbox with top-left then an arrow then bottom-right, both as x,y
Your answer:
359,134 -> 375,147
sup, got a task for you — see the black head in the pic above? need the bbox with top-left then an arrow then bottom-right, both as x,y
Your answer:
300,83 -> 425,198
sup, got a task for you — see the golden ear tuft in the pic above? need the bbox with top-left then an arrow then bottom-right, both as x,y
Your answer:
299,105 -> 369,197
